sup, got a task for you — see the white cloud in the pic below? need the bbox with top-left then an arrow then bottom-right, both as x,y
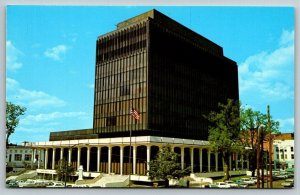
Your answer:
239,29 -> 294,101
277,117 -> 294,132
44,44 -> 68,61
6,40 -> 23,71
6,77 -> 20,91
6,77 -> 66,109
20,111 -> 88,125
279,30 -> 294,46
18,89 -> 66,108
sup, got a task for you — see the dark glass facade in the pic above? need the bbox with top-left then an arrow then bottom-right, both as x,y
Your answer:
93,9 -> 239,140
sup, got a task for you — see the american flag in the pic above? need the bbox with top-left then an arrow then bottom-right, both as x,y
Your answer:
130,108 -> 140,120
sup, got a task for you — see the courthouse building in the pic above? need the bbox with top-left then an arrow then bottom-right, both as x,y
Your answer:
31,9 -> 244,179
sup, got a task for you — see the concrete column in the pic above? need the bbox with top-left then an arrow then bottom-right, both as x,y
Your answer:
215,152 -> 218,172
44,148 -> 48,169
120,146 -> 124,175
68,148 -> 72,165
52,148 -> 56,170
208,149 -> 211,172
97,147 -> 101,172
199,148 -> 203,172
171,146 -> 175,152
229,154 -> 232,171
146,145 -> 151,174
87,147 -> 91,172
60,148 -> 64,161
77,147 -> 81,170
33,148 -> 36,164
181,147 -> 184,170
235,153 -> 238,170
108,146 -> 111,174
190,148 -> 194,173
37,150 -> 40,169
133,146 -> 136,175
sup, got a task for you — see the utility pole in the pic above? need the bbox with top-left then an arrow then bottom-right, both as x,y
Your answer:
268,105 -> 273,188
256,125 -> 261,188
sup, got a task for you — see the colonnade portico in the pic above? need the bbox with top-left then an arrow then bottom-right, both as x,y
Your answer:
31,136 -> 250,177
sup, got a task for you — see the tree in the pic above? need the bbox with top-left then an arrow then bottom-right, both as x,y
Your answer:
55,159 -> 75,184
204,99 -> 241,181
239,106 -> 280,176
148,145 -> 189,187
6,102 -> 26,146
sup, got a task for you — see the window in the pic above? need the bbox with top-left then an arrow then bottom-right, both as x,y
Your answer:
291,147 -> 294,152
276,154 -> 279,160
14,154 -> 22,161
25,154 -> 31,161
291,154 -> 294,159
106,116 -> 117,126
120,86 -> 130,96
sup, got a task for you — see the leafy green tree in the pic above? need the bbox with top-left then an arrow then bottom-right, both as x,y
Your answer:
6,102 -> 26,146
148,145 -> 189,187
55,159 -> 75,184
205,99 -> 241,181
239,106 -> 280,176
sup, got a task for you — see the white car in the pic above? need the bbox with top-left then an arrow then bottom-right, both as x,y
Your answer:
46,182 -> 65,188
240,178 -> 255,185
249,177 -> 257,184
18,179 -> 37,187
281,179 -> 294,187
224,180 -> 238,188
215,182 -> 231,188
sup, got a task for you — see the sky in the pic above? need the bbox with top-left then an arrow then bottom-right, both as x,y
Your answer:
6,6 -> 294,144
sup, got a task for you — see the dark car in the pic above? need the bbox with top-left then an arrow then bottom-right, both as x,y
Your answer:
7,180 -> 19,188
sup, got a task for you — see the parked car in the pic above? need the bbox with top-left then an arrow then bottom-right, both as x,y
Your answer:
249,177 -> 257,184
234,180 -> 248,188
224,180 -> 238,188
281,179 -> 294,187
7,180 -> 19,188
240,178 -> 255,185
18,179 -> 37,187
275,174 -> 289,179
214,182 -> 231,189
46,182 -> 65,188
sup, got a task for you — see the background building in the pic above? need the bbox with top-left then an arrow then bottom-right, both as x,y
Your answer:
273,139 -> 294,170
6,144 -> 44,171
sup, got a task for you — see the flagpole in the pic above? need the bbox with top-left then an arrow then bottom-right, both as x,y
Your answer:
129,105 -> 140,187
128,103 -> 132,187
129,121 -> 132,187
